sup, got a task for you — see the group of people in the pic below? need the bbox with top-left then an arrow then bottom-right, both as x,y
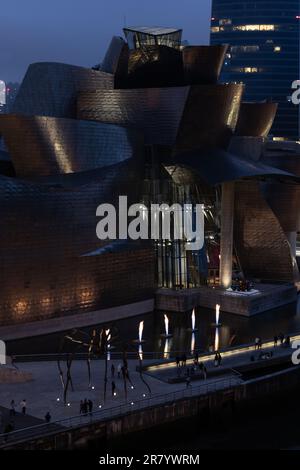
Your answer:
274,333 -> 290,348
214,351 -> 222,367
79,398 -> 93,415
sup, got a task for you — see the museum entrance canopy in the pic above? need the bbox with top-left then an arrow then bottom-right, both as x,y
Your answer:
123,26 -> 182,50
164,149 -> 296,186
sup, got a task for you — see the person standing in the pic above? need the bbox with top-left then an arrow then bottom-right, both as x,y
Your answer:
20,399 -> 26,415
117,363 -> 122,379
274,335 -> 278,347
10,400 -> 16,417
218,352 -> 222,366
45,412 -> 51,423
88,399 -> 93,414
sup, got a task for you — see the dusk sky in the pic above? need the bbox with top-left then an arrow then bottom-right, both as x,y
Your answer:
0,0 -> 212,83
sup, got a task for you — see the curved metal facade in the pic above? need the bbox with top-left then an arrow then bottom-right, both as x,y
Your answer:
235,102 -> 278,137
77,87 -> 189,146
182,45 -> 229,85
12,62 -> 114,118
0,26 -> 299,327
234,181 -> 296,282
0,114 -> 143,177
174,84 -> 244,152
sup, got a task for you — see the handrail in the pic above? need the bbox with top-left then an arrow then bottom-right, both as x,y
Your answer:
0,375 -> 240,447
10,329 -> 300,363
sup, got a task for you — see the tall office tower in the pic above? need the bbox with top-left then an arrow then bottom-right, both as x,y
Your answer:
210,0 -> 300,140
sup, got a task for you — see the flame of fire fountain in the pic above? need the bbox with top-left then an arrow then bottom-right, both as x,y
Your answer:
164,314 -> 169,336
216,304 -> 220,326
192,308 -> 196,331
139,321 -> 144,343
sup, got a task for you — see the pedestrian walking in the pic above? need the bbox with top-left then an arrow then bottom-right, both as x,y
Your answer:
218,352 -> 222,366
279,332 -> 284,345
176,356 -> 180,368
111,363 -> 115,378
10,400 -> 16,417
20,399 -> 26,415
83,398 -> 88,415
214,352 -> 219,367
258,337 -> 262,350
79,400 -> 84,414
112,381 -> 116,396
182,354 -> 187,367
274,335 -> 278,347
45,412 -> 51,423
88,399 -> 93,414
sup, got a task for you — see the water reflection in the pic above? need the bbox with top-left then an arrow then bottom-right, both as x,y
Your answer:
7,298 -> 300,356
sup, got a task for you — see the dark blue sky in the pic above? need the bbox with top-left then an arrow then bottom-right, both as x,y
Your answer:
0,0 -> 212,83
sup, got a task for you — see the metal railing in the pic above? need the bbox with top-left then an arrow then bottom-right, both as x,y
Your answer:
0,375 -> 239,447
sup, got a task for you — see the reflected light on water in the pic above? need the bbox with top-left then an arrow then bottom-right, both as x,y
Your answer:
191,332 -> 195,354
214,327 -> 219,352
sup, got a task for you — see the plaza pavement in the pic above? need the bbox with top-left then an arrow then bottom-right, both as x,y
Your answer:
0,335 -> 298,434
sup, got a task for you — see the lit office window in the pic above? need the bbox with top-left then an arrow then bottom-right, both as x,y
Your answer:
233,25 -> 275,32
243,67 -> 258,73
211,26 -> 220,33
274,46 -> 281,52
219,19 -> 232,25
231,45 -> 260,53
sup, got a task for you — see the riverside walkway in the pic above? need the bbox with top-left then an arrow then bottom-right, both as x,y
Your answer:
0,333 -> 299,447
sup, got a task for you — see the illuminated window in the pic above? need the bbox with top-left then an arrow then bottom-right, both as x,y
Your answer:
243,67 -> 258,73
274,46 -> 281,52
273,137 -> 287,141
219,19 -> 232,25
233,24 -> 275,32
211,26 -> 220,33
231,45 -> 260,53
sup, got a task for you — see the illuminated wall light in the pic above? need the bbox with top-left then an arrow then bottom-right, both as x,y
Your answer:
14,300 -> 28,315
274,46 -> 281,52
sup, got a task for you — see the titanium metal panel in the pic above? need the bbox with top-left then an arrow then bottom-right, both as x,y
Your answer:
182,45 -> 228,85
0,114 -> 144,177
77,87 -> 189,146
12,62 -> 114,119
235,102 -> 278,137
174,84 -> 244,152
234,180 -> 296,282
261,151 -> 300,232
0,157 -> 155,326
